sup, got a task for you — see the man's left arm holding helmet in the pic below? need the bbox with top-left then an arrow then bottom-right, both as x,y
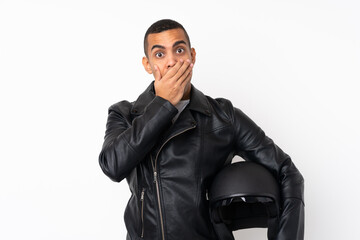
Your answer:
231,105 -> 305,240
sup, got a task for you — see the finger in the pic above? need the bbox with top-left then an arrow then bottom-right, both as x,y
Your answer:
180,70 -> 192,88
173,59 -> 192,81
178,62 -> 194,85
162,59 -> 184,80
154,64 -> 162,81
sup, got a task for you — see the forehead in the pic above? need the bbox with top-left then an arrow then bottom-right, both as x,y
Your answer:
146,28 -> 189,52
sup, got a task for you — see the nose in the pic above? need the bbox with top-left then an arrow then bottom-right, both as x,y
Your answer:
167,53 -> 178,69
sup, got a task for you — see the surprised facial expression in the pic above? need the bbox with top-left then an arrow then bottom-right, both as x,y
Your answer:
142,28 -> 196,79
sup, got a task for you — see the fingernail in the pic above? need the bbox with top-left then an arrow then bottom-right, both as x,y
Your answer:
186,59 -> 191,63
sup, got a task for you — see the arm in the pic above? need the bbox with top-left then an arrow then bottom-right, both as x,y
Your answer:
99,59 -> 193,182
98,97 -> 178,182
232,107 -> 304,240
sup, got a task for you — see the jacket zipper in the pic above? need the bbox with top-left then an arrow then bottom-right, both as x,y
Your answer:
140,188 -> 145,238
150,124 -> 196,240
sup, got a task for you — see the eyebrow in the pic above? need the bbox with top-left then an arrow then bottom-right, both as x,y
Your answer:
151,44 -> 165,52
150,40 -> 187,52
173,40 -> 187,48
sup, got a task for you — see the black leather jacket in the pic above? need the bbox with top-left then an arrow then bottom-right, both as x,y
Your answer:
99,83 -> 304,240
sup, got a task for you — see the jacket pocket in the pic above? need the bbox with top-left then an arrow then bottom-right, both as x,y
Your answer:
140,188 -> 146,238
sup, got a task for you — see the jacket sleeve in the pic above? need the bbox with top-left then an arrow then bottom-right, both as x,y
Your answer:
232,107 -> 304,240
98,96 -> 178,182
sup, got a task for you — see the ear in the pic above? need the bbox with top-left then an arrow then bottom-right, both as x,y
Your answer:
142,56 -> 153,74
191,48 -> 196,65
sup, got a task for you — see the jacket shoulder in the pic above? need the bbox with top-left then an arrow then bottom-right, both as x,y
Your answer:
209,97 -> 234,108
108,100 -> 134,114
205,96 -> 235,122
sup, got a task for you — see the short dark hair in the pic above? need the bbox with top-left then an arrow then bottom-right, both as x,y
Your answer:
143,19 -> 191,57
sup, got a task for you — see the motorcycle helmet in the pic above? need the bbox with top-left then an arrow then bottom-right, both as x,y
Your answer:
208,161 -> 281,239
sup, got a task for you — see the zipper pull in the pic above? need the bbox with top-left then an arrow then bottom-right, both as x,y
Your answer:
140,188 -> 145,201
153,171 -> 157,183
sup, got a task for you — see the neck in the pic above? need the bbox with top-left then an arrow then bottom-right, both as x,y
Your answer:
182,84 -> 191,100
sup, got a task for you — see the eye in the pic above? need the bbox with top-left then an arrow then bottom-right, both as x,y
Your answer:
176,48 -> 184,54
155,52 -> 164,58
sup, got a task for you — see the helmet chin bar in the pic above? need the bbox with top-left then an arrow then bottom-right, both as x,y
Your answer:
208,161 -> 281,240
213,197 -> 278,230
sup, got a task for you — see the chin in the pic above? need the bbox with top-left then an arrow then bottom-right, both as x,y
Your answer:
183,82 -> 192,99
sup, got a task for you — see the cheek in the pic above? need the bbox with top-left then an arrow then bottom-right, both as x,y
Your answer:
150,60 -> 164,73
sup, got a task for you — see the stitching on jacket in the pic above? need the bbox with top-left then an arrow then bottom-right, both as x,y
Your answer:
119,134 -> 140,156
203,123 -> 232,134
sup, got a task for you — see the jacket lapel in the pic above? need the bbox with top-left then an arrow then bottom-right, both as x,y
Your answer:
130,82 -> 213,144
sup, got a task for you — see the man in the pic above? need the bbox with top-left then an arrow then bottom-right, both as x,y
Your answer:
99,19 -> 304,240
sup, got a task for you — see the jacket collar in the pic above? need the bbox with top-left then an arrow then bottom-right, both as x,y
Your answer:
131,81 -> 212,117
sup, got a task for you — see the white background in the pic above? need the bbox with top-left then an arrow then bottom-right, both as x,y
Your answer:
1,0 -> 359,239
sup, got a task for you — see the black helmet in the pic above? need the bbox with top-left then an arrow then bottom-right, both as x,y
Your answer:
208,161 -> 281,240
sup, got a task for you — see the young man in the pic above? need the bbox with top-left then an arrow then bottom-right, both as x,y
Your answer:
99,19 -> 304,240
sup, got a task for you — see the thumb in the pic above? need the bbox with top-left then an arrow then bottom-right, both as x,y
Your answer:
154,65 -> 162,81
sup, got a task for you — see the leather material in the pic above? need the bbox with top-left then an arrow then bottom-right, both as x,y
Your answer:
99,82 -> 304,240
